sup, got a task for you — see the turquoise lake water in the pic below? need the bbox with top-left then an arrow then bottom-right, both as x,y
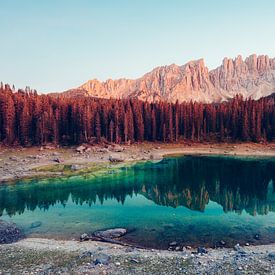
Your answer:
0,155 -> 274,249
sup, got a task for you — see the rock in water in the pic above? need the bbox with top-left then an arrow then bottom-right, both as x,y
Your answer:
0,220 -> 23,244
93,228 -> 127,239
30,221 -> 42,229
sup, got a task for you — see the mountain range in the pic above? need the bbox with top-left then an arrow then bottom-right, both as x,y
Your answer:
60,54 -> 275,103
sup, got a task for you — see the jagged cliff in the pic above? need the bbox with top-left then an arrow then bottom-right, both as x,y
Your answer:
61,54 -> 275,103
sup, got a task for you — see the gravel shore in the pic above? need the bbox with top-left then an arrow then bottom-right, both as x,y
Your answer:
0,238 -> 274,274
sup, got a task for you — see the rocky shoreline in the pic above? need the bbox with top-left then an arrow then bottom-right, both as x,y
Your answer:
0,237 -> 274,274
0,142 -> 275,183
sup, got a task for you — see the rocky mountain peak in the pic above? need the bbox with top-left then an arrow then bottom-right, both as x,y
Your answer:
61,54 -> 275,103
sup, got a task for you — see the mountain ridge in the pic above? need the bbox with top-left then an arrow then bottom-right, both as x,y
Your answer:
60,54 -> 275,103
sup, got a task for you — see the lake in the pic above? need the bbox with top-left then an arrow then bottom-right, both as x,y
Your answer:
0,155 -> 274,249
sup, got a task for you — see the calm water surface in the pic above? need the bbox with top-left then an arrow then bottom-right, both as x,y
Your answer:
1,155 -> 275,249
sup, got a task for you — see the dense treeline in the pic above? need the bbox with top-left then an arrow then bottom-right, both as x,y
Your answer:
0,82 -> 274,146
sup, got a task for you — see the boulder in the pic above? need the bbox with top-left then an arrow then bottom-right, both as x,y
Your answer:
98,148 -> 109,153
53,157 -> 64,163
268,252 -> 275,261
71,164 -> 83,171
169,241 -> 178,246
109,155 -> 124,163
234,244 -> 246,255
94,253 -> 110,265
85,148 -> 92,153
9,156 -> 19,161
30,221 -> 42,229
80,233 -> 90,242
76,145 -> 86,154
108,145 -> 124,152
0,220 -> 23,244
197,247 -> 208,254
93,228 -> 127,239
44,145 -> 55,150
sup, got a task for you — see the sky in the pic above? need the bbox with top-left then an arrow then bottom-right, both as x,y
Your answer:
1,0 -> 275,93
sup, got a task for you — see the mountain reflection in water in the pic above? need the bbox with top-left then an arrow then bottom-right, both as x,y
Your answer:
0,156 -> 274,217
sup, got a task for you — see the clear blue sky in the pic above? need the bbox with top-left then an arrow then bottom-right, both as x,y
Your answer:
1,0 -> 275,93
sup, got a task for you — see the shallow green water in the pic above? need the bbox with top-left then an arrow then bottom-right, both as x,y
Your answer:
1,155 -> 275,248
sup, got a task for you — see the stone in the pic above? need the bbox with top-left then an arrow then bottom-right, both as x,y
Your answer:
9,156 -> 19,161
79,251 -> 93,258
268,252 -> 275,261
125,247 -> 134,253
169,241 -> 178,246
76,145 -> 86,153
53,157 -> 64,163
0,220 -> 23,244
109,155 -> 124,163
94,253 -> 110,265
130,258 -> 139,264
93,228 -> 127,239
234,244 -> 246,255
197,247 -> 208,254
219,240 -> 226,246
85,148 -> 92,153
80,233 -> 90,241
71,164 -> 82,171
98,148 -> 109,153
30,221 -> 42,229
44,145 -> 55,150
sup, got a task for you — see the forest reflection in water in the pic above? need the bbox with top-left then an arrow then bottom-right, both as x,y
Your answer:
0,155 -> 274,217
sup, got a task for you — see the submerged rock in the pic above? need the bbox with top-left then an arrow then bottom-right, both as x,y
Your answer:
30,221 -> 42,229
0,220 -> 23,244
93,228 -> 127,239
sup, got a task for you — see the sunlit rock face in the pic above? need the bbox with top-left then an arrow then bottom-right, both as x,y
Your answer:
61,55 -> 275,103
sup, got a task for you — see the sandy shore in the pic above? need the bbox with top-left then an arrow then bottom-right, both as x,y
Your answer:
0,237 -> 274,274
0,142 -> 275,183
